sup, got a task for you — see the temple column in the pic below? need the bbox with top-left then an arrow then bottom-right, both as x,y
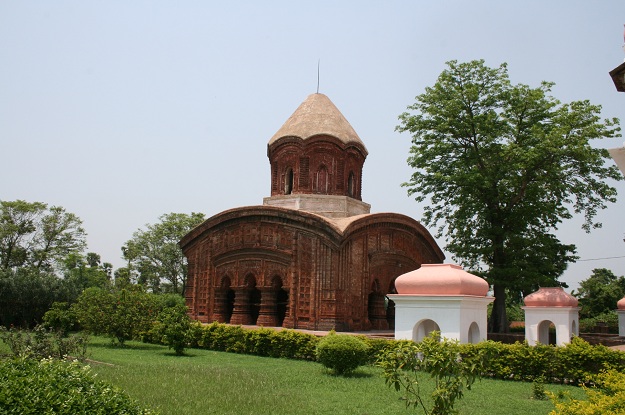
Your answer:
230,288 -> 253,325
256,288 -> 278,327
212,288 -> 229,323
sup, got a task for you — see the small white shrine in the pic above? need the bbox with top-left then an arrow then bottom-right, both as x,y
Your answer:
389,264 -> 494,344
522,287 -> 579,346
617,297 -> 625,336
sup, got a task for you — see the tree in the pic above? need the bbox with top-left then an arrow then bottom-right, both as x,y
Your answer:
575,268 -> 625,319
0,200 -> 86,272
63,252 -> 112,291
397,60 -> 622,333
122,212 -> 205,294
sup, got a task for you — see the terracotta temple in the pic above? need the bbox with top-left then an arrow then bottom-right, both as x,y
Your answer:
180,93 -> 444,331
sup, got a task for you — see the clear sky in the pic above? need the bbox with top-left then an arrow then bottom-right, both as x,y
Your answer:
1,1 -> 624,291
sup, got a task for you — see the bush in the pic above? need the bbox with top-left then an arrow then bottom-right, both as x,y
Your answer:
0,325 -> 88,361
550,369 -> 625,414
42,301 -> 78,335
579,311 -> 619,334
154,304 -> 191,355
316,332 -> 369,375
72,287 -> 159,345
378,332 -> 486,415
0,357 -> 157,414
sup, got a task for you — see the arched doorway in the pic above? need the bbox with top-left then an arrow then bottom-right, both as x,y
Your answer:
214,276 -> 235,323
414,319 -> 440,342
387,281 -> 397,329
368,279 -> 388,330
537,320 -> 556,345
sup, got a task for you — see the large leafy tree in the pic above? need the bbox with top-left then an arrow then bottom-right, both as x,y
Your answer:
0,200 -> 86,272
575,268 -> 625,319
122,212 -> 205,294
397,60 -> 622,332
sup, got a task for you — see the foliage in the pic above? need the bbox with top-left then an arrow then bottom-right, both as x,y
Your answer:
315,332 -> 370,375
0,357 -> 157,414
42,301 -> 78,335
62,251 -> 112,291
579,311 -> 619,334
122,212 -> 205,294
378,332 -> 486,415
0,200 -> 86,272
574,268 -> 625,319
72,286 -> 159,345
0,266 -> 75,328
397,60 -> 622,332
456,337 -> 625,385
533,375 -> 547,400
153,304 -> 191,355
0,325 -> 88,361
182,322 -> 319,360
549,369 -> 625,415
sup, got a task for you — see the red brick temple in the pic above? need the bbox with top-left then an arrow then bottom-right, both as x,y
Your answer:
180,93 -> 444,331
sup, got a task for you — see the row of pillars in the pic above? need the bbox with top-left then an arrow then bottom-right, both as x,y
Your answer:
212,287 -> 289,327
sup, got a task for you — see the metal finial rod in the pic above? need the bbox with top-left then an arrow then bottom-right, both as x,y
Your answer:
317,59 -> 320,94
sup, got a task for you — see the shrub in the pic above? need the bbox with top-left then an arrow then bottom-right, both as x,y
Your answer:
579,311 -> 619,334
378,332 -> 486,415
0,325 -> 88,361
270,329 -> 319,360
42,301 -> 78,336
154,304 -> 191,355
0,357 -> 157,414
550,369 -> 625,414
316,332 -> 369,375
72,287 -> 159,345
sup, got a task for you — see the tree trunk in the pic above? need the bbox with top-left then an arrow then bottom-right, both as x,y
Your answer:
489,283 -> 508,333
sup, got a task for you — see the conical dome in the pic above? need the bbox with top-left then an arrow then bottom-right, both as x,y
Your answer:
617,296 -> 625,310
269,93 -> 367,151
523,287 -> 578,307
394,264 -> 489,296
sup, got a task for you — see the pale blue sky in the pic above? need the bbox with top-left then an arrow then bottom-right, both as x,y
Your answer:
1,1 -> 624,290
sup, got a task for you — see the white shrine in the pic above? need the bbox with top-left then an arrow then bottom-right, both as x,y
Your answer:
389,264 -> 493,344
522,287 -> 579,346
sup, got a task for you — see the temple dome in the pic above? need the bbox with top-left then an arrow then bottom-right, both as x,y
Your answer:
617,296 -> 625,310
394,264 -> 489,296
523,287 -> 578,307
268,93 -> 367,151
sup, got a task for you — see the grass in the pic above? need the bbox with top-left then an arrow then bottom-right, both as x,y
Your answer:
84,337 -> 585,415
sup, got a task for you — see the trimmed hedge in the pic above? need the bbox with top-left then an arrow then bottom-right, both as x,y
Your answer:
144,322 -> 625,385
185,322 -> 319,360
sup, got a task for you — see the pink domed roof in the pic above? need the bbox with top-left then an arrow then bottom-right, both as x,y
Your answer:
617,296 -> 625,310
394,264 -> 489,296
523,287 -> 578,307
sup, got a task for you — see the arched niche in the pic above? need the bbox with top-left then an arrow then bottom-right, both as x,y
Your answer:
413,319 -> 440,342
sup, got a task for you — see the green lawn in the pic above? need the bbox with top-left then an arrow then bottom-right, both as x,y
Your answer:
85,337 -> 585,415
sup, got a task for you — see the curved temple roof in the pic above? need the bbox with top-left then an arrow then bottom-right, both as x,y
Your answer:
268,93 -> 367,151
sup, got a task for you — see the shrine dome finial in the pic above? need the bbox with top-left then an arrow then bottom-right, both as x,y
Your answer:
394,264 -> 489,296
523,287 -> 578,307
269,93 -> 367,151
